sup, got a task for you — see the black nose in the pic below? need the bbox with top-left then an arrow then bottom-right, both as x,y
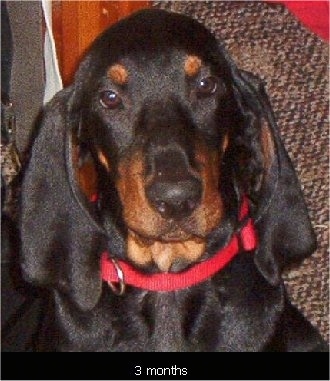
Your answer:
146,177 -> 202,220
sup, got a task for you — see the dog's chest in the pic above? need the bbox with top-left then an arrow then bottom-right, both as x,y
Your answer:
55,286 -> 215,351
148,293 -> 186,352
54,261 -> 283,352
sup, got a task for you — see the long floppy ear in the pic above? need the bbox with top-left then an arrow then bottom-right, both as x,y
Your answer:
230,68 -> 316,285
20,87 -> 105,311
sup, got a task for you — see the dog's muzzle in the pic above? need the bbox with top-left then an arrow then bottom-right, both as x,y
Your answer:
145,148 -> 202,220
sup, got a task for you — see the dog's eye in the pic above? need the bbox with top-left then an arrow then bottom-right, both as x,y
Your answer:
196,76 -> 218,97
100,90 -> 122,109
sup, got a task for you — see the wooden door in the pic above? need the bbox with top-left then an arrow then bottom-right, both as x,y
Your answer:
52,1 -> 150,85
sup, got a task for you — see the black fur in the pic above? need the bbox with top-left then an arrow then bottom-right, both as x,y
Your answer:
20,9 -> 327,351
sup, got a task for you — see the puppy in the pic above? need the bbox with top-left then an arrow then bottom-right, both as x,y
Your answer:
20,9 -> 327,351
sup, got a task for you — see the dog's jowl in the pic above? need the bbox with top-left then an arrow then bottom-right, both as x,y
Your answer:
20,9 -> 327,352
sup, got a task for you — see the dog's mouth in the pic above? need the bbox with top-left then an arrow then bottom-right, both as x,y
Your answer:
127,216 -> 206,242
126,218 -> 208,272
127,228 -> 206,272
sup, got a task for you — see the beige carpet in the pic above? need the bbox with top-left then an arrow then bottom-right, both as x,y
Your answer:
153,0 -> 329,342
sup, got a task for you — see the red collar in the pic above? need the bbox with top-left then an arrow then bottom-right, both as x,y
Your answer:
101,198 -> 258,293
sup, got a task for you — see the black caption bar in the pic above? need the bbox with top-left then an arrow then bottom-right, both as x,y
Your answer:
1,352 -> 329,380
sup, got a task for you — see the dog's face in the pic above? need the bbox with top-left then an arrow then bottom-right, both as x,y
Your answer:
21,9 -> 316,311
76,10 -> 242,271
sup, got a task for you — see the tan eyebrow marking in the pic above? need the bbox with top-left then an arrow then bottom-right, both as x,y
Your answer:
107,64 -> 129,85
184,55 -> 202,77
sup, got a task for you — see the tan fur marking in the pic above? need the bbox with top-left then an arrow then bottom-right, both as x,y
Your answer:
71,138 -> 97,199
77,161 -> 98,199
195,143 -> 223,233
128,231 -> 205,272
260,119 -> 275,172
117,153 -> 162,237
184,55 -> 202,77
222,134 -> 229,152
108,64 -> 128,85
97,150 -> 111,172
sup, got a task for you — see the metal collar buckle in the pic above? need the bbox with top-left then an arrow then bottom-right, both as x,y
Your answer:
107,257 -> 125,295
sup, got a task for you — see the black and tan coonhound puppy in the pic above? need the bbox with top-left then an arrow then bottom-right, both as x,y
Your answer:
20,9 -> 327,351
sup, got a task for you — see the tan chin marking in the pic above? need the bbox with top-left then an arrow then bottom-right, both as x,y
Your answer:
127,231 -> 205,272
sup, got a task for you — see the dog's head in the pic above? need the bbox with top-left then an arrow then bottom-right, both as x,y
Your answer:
21,9 -> 316,310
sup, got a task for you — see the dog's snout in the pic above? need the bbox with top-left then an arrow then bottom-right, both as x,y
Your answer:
147,177 -> 202,220
145,148 -> 202,219
143,115 -> 202,220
